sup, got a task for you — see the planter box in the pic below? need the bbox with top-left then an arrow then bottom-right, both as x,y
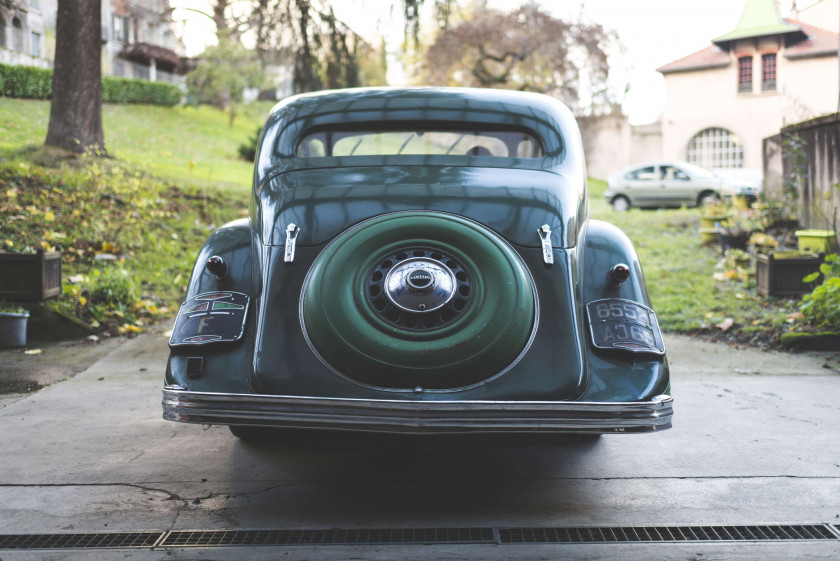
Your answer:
795,230 -> 836,254
756,252 -> 824,297
0,250 -> 62,301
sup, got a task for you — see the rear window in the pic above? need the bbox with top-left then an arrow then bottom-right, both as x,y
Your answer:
297,128 -> 544,159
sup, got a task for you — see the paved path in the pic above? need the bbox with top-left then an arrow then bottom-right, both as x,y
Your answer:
0,333 -> 838,559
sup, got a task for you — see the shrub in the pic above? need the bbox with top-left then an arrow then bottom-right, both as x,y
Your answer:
238,125 -> 261,162
0,63 -> 181,106
101,76 -> 181,106
800,254 -> 840,331
0,63 -> 52,98
87,267 -> 138,308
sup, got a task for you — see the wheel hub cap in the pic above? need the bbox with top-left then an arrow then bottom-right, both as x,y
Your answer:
385,258 -> 454,312
366,248 -> 472,331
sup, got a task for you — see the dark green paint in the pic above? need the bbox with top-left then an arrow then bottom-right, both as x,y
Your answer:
302,212 -> 535,389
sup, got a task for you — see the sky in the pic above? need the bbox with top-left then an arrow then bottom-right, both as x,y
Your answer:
171,0 -> 818,125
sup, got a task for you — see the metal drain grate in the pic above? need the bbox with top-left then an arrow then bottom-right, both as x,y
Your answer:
1,525 -> 837,550
161,527 -> 496,547
499,525 -> 836,543
0,532 -> 163,550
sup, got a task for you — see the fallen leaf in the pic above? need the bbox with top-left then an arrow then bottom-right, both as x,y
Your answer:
715,318 -> 734,331
24,349 -> 42,355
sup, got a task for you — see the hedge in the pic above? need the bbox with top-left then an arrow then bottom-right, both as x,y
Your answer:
0,63 -> 181,106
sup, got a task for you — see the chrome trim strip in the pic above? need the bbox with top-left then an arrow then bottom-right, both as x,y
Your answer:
162,389 -> 672,434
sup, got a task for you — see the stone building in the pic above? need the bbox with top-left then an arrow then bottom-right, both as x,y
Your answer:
0,0 -> 185,84
657,0 -> 839,171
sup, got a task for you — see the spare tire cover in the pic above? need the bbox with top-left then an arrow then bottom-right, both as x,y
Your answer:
301,211 -> 536,389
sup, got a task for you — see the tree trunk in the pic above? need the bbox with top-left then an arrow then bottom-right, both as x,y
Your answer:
45,0 -> 106,155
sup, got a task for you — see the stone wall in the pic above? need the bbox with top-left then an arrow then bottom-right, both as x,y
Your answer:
577,113 -> 662,180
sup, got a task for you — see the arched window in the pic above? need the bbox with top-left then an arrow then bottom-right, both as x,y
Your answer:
12,16 -> 23,51
0,15 -> 6,49
686,128 -> 744,169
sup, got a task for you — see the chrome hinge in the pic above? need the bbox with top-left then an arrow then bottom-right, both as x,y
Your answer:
538,224 -> 554,264
284,223 -> 300,263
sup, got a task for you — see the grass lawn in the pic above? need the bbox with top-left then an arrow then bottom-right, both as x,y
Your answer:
0,98 -> 275,191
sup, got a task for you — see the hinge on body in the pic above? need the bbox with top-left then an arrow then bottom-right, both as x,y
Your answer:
538,224 -> 554,264
284,223 -> 300,263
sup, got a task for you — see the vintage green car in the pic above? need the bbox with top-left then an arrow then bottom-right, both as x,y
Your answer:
162,88 -> 672,439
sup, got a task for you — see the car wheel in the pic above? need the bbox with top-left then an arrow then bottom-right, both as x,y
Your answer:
612,196 -> 630,212
302,211 -> 536,389
697,190 -> 719,207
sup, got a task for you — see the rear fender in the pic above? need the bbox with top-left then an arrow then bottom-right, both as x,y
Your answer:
580,220 -> 669,402
165,219 -> 255,393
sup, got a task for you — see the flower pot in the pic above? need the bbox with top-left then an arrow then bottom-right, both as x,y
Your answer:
736,266 -> 755,285
0,311 -> 29,348
733,194 -> 755,210
795,230 -> 836,254
699,227 -> 719,245
700,214 -> 728,229
719,232 -> 748,254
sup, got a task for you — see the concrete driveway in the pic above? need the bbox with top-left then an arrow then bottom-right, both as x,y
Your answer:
0,333 -> 838,560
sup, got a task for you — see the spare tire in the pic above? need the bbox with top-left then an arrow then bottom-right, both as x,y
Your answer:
301,211 -> 536,389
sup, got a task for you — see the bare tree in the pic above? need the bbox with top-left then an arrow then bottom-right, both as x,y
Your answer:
44,0 -> 105,154
423,3 -> 619,114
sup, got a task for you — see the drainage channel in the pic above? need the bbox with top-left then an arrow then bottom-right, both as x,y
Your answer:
0,525 -> 837,550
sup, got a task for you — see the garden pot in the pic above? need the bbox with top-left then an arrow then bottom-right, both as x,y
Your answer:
699,227 -> 719,245
795,230 -> 836,254
0,311 -> 29,349
733,194 -> 755,210
700,214 -> 728,229
719,232 -> 748,254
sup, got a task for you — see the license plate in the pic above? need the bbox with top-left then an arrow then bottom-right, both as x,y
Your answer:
169,291 -> 250,347
586,299 -> 665,355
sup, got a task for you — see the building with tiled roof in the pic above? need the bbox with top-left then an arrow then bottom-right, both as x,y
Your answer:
656,0 -> 838,170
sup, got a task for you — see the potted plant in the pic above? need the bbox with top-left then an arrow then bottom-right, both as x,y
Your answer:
717,214 -> 755,254
699,200 -> 730,229
748,232 -> 778,255
0,301 -> 30,348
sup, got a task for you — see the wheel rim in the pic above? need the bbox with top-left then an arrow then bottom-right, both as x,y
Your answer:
301,212 -> 536,389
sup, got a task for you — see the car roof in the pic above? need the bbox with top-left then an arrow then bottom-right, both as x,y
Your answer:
254,87 -> 583,184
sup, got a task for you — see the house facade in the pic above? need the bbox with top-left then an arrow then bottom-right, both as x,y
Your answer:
657,0 -> 839,171
0,0 -> 185,84
0,0 -> 52,68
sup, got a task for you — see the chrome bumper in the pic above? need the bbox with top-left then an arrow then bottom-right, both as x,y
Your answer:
162,387 -> 672,434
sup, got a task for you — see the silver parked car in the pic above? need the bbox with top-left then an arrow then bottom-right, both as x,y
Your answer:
605,161 -> 733,211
